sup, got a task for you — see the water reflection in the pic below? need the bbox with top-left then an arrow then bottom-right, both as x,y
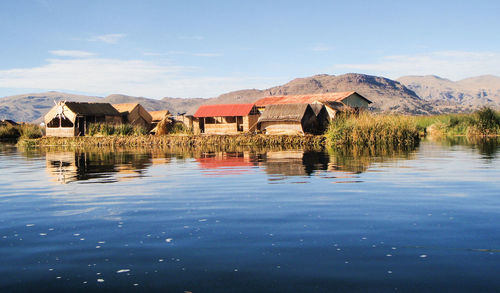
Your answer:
7,137 -> 498,185
45,151 -> 154,184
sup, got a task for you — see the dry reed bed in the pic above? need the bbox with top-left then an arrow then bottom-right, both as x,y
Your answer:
22,134 -> 326,148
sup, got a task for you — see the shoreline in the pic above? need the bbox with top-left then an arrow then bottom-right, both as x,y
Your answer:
18,134 -> 327,148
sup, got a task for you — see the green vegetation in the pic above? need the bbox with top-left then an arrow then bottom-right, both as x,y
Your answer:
1,124 -> 42,140
414,107 -> 500,138
326,112 -> 420,147
88,123 -> 148,136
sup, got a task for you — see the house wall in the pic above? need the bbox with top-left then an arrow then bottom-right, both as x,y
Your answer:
243,114 -> 260,132
191,118 -> 201,134
301,110 -> 319,134
260,121 -> 304,135
343,94 -> 370,108
105,116 -> 122,124
204,122 -> 239,134
46,127 -> 76,137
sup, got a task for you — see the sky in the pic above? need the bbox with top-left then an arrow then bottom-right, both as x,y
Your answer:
0,0 -> 499,99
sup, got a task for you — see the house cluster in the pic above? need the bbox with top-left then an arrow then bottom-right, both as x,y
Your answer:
43,91 -> 371,137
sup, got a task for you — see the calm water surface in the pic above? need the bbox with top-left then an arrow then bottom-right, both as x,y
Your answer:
0,140 -> 499,292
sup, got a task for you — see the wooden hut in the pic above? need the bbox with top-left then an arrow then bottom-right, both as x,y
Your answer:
194,104 -> 260,134
112,103 -> 152,129
255,91 -> 372,112
45,101 -> 121,137
257,104 -> 318,135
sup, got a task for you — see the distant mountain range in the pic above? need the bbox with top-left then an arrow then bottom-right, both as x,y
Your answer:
1,73 -> 499,122
397,75 -> 500,112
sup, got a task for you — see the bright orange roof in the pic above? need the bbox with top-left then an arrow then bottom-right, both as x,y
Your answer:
254,91 -> 371,107
194,104 -> 256,118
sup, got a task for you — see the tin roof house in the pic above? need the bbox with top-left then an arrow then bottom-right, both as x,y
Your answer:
193,104 -> 260,134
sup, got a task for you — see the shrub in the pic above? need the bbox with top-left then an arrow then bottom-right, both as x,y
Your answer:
0,125 -> 21,139
19,124 -> 43,139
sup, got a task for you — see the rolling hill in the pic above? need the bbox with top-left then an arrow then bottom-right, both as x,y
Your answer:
1,73 -> 499,123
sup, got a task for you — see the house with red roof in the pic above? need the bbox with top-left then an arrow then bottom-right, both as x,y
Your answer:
254,91 -> 372,110
193,104 -> 260,134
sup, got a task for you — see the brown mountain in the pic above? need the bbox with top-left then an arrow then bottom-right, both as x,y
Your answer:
3,73 -> 497,123
203,73 -> 432,114
397,75 -> 500,112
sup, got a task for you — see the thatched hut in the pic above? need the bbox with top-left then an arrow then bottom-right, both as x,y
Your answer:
194,104 -> 260,134
258,104 -> 318,135
45,102 -> 121,137
150,110 -> 171,123
112,103 -> 152,129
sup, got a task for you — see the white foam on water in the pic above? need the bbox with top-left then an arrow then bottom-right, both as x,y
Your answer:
116,269 -> 130,273
26,224 -> 34,227
39,233 -> 47,236
165,238 -> 173,243
420,254 -> 428,258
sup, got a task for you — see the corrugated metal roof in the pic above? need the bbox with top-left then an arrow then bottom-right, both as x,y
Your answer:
64,102 -> 120,116
194,104 -> 256,118
258,104 -> 311,122
254,91 -> 371,107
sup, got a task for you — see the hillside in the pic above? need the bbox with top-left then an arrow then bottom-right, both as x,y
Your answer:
2,73 -> 499,122
397,75 -> 500,112
205,74 -> 433,114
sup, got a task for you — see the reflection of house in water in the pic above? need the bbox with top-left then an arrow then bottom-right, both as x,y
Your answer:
46,151 -> 155,184
196,152 -> 257,176
260,151 -> 330,177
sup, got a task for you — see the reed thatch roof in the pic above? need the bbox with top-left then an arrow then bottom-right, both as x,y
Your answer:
258,104 -> 312,123
64,102 -> 120,116
309,103 -> 325,116
149,110 -> 171,121
112,103 -> 140,114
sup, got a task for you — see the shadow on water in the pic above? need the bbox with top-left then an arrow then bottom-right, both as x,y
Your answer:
4,136 -> 498,184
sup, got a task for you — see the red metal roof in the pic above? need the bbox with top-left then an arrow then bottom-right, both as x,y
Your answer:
194,104 -> 256,118
254,91 -> 371,107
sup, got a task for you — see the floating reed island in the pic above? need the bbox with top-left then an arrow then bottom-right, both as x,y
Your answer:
19,134 -> 326,148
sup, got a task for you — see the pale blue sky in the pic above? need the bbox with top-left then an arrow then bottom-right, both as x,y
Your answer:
0,0 -> 499,98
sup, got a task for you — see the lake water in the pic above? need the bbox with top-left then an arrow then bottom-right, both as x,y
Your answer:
1,139 -> 499,292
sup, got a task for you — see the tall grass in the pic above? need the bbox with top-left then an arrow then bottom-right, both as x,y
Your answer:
1,124 -> 42,140
415,107 -> 500,137
326,112 -> 420,147
88,123 -> 148,136
0,125 -> 21,139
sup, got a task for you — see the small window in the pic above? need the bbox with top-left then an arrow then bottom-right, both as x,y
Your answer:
47,116 -> 73,128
